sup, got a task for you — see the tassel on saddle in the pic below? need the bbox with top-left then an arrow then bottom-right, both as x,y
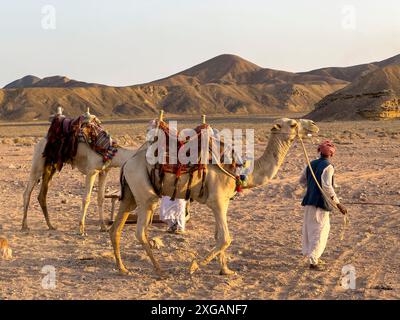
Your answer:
185,168 -> 194,201
170,164 -> 182,201
198,166 -> 207,198
149,163 -> 164,197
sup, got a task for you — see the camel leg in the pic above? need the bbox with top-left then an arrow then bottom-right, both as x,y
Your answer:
38,165 -> 57,230
190,199 -> 234,275
218,251 -> 233,275
109,185 -> 136,274
213,219 -> 232,275
136,201 -> 164,276
22,172 -> 41,231
97,170 -> 108,232
22,138 -> 46,231
79,171 -> 99,236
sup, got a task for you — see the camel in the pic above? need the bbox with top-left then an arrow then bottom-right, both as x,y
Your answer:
109,117 -> 319,276
21,122 -> 136,236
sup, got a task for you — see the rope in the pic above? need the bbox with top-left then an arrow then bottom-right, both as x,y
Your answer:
209,130 -> 293,181
297,133 -> 349,241
209,147 -> 237,180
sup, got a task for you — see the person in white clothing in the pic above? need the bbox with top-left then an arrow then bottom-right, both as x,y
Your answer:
299,140 -> 347,270
160,196 -> 188,234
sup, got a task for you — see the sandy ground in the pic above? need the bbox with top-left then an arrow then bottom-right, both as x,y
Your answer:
0,118 -> 399,300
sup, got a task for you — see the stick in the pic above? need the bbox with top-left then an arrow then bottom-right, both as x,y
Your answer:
343,202 -> 400,207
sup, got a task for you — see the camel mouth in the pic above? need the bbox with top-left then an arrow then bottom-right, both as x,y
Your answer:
307,126 -> 320,134
300,122 -> 319,137
304,129 -> 319,137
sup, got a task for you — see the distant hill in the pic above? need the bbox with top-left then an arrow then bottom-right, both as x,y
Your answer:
306,64 -> 400,121
3,75 -> 106,89
1,53 -> 400,121
300,53 -> 400,82
150,54 -> 346,86
150,54 -> 263,85
4,75 -> 41,89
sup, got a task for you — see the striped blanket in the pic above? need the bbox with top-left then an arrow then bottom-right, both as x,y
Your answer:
80,121 -> 118,163
43,115 -> 118,171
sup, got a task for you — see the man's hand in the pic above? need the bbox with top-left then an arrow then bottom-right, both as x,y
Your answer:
337,203 -> 348,215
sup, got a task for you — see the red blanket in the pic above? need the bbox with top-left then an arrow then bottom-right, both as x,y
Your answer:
43,115 -> 83,171
43,115 -> 118,171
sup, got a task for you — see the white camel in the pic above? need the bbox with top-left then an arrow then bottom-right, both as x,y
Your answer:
109,117 -> 319,276
22,131 -> 136,236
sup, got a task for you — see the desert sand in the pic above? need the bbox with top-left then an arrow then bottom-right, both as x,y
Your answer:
0,117 -> 399,299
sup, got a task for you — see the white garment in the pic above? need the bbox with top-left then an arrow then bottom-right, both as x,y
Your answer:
160,196 -> 186,230
302,205 -> 330,265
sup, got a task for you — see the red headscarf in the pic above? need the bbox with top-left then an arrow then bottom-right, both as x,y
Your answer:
318,140 -> 336,157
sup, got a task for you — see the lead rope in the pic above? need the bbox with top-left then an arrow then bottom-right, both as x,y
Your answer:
297,131 -> 349,241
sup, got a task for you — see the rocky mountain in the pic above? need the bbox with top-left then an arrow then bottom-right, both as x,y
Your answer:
306,64 -> 400,121
1,53 -> 399,121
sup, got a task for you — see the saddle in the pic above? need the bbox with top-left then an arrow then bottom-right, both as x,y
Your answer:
148,118 -> 243,200
43,114 -> 118,171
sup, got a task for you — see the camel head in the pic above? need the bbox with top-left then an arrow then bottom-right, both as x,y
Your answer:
271,118 -> 319,140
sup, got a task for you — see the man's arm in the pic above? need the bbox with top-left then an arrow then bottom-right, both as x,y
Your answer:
321,165 -> 340,204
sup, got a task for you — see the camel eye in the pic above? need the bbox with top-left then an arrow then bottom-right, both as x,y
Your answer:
271,124 -> 281,131
290,123 -> 298,128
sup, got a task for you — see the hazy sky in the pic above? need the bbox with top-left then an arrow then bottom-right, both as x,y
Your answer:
1,0 -> 400,87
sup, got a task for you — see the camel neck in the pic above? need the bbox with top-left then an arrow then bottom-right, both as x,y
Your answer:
110,147 -> 136,167
248,133 -> 294,187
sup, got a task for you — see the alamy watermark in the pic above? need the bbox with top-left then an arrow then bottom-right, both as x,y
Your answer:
341,5 -> 356,30
41,265 -> 56,290
145,121 -> 255,173
41,5 -> 56,30
341,264 -> 356,290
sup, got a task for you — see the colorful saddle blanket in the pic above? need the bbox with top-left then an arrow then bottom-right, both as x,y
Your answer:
79,120 -> 118,164
43,115 -> 118,171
